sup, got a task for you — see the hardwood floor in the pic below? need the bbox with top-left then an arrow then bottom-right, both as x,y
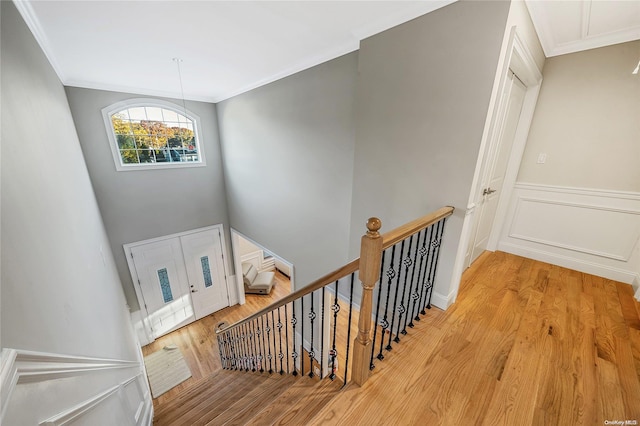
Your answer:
145,252 -> 640,425
141,270 -> 291,408
310,251 -> 640,425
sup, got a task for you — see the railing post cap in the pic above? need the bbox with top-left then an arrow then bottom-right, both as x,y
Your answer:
366,217 -> 381,234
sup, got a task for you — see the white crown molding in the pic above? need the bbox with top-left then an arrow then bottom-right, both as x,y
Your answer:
12,0 -> 66,82
525,0 -> 640,58
549,26 -> 640,57
1,348 -> 139,423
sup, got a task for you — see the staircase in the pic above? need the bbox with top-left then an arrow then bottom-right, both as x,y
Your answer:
153,370 -> 343,425
154,207 -> 455,425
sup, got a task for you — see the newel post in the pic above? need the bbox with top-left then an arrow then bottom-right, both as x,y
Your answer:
352,217 -> 383,386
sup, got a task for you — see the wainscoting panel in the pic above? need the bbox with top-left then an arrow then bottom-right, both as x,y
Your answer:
1,349 -> 152,426
498,183 -> 640,289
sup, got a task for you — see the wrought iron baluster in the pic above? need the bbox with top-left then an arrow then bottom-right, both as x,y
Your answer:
330,280 -> 339,380
261,315 -> 268,373
300,295 -> 305,377
292,300 -> 299,376
265,314 -> 274,374
370,251 -> 386,370
242,323 -> 249,371
426,218 -> 446,310
216,335 -> 224,369
284,304 -> 290,375
231,329 -> 238,370
410,228 -> 429,324
377,245 -> 396,360
419,225 -> 436,316
249,320 -> 257,372
277,307 -> 284,375
403,230 -> 423,333
256,318 -> 264,373
386,240 -> 405,351
271,310 -> 278,374
344,272 -> 355,386
232,327 -> 240,371
395,235 -> 415,341
320,288 -> 326,379
309,290 -> 316,378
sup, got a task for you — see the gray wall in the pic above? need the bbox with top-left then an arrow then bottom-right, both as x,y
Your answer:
1,0 -> 139,360
65,88 -> 230,310
349,0 -> 511,300
217,53 -> 358,289
518,40 -> 640,192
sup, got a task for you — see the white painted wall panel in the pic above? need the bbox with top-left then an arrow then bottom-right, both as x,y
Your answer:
499,183 -> 640,288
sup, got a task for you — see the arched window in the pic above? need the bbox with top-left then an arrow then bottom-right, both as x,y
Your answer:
102,99 -> 206,171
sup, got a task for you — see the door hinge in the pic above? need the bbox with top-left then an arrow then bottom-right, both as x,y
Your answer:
130,252 -> 134,259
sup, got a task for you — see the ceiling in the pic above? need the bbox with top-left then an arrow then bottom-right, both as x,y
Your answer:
15,1 -> 640,103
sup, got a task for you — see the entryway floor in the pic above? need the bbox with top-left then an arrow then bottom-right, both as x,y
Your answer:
142,270 -> 291,407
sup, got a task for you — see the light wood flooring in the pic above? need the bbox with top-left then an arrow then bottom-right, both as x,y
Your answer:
142,270 -> 291,408
310,251 -> 640,425
146,252 -> 640,425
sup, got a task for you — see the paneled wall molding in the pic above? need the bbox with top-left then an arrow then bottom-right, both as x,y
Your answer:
515,182 -> 640,201
0,348 -> 146,424
499,182 -> 640,287
39,374 -> 152,426
510,196 -> 639,262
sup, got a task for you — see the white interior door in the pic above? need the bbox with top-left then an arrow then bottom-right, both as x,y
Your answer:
181,229 -> 230,319
131,238 -> 194,339
469,71 -> 527,264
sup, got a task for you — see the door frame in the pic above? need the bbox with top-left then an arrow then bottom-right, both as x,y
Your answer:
230,228 -> 295,306
124,224 -> 231,344
449,28 -> 543,304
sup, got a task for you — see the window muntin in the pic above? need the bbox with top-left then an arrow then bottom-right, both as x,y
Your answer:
103,99 -> 206,171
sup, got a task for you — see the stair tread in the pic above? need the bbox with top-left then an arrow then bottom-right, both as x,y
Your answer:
154,370 -> 236,418
212,373 -> 299,426
243,375 -> 343,426
154,370 -> 269,425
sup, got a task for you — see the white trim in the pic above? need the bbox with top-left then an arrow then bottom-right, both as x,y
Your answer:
40,384 -> 120,426
230,228 -> 295,305
634,276 -> 640,301
525,0 -> 640,58
498,241 -> 639,286
0,348 -> 141,424
508,196 -> 640,262
452,26 -> 543,303
124,224 -> 231,343
101,98 -> 207,172
514,182 -> 640,201
12,0 -> 66,82
430,289 -> 456,310
38,373 -> 152,426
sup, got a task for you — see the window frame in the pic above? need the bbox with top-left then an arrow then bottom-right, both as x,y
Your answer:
102,98 -> 207,171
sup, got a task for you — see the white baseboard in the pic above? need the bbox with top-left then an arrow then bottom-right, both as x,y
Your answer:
499,241 -> 638,284
634,275 -> 640,301
430,290 -> 456,310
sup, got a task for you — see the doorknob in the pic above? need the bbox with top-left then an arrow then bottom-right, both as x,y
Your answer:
483,187 -> 497,196
191,289 -> 198,293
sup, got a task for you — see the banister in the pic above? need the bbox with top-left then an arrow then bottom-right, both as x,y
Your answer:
216,258 -> 359,334
381,206 -> 454,249
216,206 -> 454,336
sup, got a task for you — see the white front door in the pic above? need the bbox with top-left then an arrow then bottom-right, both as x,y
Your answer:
131,238 -> 194,339
180,229 -> 230,319
469,71 -> 527,264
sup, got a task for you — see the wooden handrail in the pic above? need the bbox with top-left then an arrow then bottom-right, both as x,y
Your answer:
381,206 -> 454,249
216,206 -> 454,335
216,258 -> 359,334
